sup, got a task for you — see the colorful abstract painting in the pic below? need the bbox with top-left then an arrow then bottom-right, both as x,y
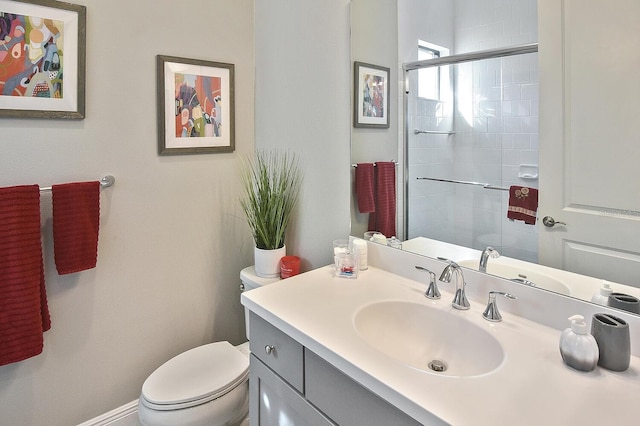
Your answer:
0,12 -> 64,98
361,73 -> 385,118
174,73 -> 222,138
157,55 -> 234,154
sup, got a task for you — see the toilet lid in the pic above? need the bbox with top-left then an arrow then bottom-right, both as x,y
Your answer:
141,341 -> 249,409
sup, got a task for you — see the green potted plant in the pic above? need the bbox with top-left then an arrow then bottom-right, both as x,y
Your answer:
240,150 -> 302,277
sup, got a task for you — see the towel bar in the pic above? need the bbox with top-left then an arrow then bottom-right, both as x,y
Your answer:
39,175 -> 115,193
351,161 -> 397,168
417,177 -> 510,191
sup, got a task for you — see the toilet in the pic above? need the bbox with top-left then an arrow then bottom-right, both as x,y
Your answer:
138,266 -> 279,426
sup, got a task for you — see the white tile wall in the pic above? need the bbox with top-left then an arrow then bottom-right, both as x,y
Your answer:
406,0 -> 539,263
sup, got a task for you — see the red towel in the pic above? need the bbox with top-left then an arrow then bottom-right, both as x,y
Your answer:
52,181 -> 101,275
0,185 -> 51,367
507,186 -> 538,225
355,163 -> 375,213
368,162 -> 396,237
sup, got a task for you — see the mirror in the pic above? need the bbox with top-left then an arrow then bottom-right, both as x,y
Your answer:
350,0 -> 640,315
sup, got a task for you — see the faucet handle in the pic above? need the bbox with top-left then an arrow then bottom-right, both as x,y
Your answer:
415,266 -> 440,300
482,291 -> 517,322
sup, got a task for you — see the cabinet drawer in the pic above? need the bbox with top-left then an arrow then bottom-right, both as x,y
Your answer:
249,312 -> 304,392
305,349 -> 425,426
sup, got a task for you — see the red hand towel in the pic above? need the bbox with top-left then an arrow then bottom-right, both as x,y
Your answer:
52,181 -> 101,275
0,185 -> 51,367
507,186 -> 538,225
355,163 -> 375,213
368,162 -> 396,237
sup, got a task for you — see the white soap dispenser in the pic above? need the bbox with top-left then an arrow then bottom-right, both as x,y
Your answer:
559,315 -> 599,372
590,280 -> 613,306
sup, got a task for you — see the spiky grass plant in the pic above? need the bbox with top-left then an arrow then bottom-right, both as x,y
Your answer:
240,150 -> 302,250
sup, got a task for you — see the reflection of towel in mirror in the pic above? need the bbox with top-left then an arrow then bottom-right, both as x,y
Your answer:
0,185 -> 51,367
355,163 -> 375,213
52,181 -> 101,275
507,186 -> 538,225
368,162 -> 396,237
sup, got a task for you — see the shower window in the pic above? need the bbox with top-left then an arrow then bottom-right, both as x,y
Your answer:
417,41 -> 445,100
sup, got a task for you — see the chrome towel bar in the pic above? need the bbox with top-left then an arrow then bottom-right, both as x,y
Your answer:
417,177 -> 509,191
39,175 -> 115,193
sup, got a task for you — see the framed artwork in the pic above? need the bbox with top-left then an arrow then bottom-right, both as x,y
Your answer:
0,0 -> 86,119
157,55 -> 235,155
353,61 -> 389,128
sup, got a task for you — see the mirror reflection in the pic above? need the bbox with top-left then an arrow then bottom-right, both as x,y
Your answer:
350,0 -> 640,315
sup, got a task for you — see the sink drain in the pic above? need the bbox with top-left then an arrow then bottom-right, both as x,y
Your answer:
428,360 -> 448,372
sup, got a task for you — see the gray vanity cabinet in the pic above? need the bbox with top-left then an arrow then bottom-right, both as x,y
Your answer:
248,312 -> 423,426
249,312 -> 334,426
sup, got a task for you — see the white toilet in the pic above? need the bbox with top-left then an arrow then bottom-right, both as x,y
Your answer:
138,267 -> 279,426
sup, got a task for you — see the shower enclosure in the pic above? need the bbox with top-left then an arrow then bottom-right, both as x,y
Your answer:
404,44 -> 539,263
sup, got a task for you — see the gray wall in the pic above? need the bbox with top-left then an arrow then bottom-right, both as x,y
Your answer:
0,1 -> 255,424
350,0 -> 400,239
255,0 -> 352,269
1,0 -> 351,424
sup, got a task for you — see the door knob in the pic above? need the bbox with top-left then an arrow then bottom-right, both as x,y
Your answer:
542,216 -> 566,227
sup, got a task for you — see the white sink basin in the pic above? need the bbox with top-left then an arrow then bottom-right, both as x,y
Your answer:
457,259 -> 571,295
353,301 -> 504,377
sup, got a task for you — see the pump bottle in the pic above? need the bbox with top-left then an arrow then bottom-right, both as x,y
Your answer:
559,315 -> 599,372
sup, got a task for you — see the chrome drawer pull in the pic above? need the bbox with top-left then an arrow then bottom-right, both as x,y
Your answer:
265,345 -> 275,355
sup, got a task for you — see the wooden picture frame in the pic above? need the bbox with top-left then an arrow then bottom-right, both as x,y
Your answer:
0,0 -> 86,119
157,55 -> 235,155
354,61 -> 390,128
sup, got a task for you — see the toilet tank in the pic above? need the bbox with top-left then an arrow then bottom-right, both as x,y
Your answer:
240,266 -> 279,339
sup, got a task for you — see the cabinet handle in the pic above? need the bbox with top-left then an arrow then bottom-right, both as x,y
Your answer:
264,345 -> 275,355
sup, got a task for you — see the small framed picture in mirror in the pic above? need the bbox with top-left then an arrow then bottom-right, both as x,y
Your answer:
353,61 -> 390,129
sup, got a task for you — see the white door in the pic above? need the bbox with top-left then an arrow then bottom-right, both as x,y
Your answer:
538,0 -> 640,286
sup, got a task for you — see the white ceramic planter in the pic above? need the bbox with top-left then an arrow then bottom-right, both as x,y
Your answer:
254,245 -> 286,278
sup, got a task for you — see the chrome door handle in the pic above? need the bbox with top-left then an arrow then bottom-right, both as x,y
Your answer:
542,216 -> 567,227
264,345 -> 275,355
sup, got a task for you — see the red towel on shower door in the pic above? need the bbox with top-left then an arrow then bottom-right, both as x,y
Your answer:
368,162 -> 396,237
52,181 -> 101,275
0,185 -> 51,367
507,186 -> 538,225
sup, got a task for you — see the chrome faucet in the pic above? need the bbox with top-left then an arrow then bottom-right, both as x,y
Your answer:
438,259 -> 470,310
415,266 -> 440,300
479,246 -> 500,273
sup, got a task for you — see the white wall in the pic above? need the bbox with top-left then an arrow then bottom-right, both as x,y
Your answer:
255,0 -> 352,267
0,1 -> 255,424
452,0 -> 539,261
400,0 -> 455,241
403,0 -> 539,262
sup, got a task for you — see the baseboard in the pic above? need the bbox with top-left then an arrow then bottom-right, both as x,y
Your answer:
77,399 -> 140,426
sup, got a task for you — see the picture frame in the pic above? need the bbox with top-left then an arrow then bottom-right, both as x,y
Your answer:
157,55 -> 235,155
0,0 -> 86,119
353,61 -> 390,128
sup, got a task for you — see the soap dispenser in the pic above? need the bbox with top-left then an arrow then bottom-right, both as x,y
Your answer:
559,315 -> 599,372
590,281 -> 613,306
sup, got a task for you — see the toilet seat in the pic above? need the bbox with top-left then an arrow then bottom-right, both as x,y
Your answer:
140,341 -> 249,411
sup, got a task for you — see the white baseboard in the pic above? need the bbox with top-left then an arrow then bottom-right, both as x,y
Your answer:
77,399 -> 140,426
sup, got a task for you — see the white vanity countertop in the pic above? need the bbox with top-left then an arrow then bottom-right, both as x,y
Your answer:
242,266 -> 640,426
